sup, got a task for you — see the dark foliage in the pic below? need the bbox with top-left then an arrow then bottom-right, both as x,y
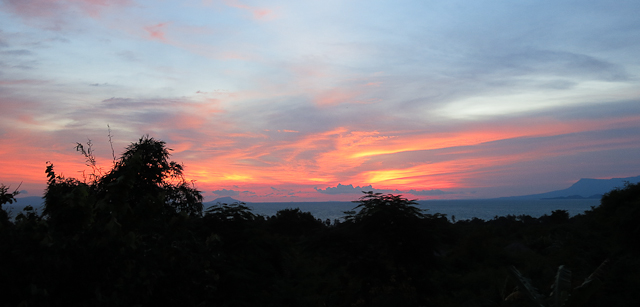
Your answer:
1,136 -> 212,306
0,183 -> 19,228
2,137 -> 640,306
267,207 -> 325,236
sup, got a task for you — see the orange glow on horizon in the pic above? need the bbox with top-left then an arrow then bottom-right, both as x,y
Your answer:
185,115 -> 640,192
3,0 -> 640,204
3,113 -> 640,200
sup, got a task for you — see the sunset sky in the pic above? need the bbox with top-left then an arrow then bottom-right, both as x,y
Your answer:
1,0 -> 640,202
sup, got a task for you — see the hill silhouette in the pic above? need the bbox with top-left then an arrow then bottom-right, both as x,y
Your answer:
207,196 -> 242,204
501,175 -> 640,199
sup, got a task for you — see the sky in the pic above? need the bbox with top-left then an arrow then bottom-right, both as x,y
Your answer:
1,0 -> 640,202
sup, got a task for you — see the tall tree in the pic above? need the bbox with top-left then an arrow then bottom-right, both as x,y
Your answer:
0,183 -> 19,227
43,135 -> 203,233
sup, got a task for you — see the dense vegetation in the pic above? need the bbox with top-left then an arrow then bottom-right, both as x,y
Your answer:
1,136 -> 639,306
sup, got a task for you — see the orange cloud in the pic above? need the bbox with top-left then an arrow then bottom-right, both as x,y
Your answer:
191,113 -> 640,197
4,98 -> 640,201
0,131 -> 98,195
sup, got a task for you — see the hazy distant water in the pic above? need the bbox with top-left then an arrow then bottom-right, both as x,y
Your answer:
239,199 -> 601,222
7,197 -> 600,222
418,199 -> 600,221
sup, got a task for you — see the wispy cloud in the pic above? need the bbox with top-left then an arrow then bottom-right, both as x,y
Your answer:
2,0 -> 640,201
144,22 -> 170,41
1,0 -> 132,29
219,0 -> 275,20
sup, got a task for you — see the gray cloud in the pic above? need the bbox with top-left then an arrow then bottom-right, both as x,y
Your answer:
2,0 -> 639,202
315,183 -> 457,196
211,189 -> 240,197
0,49 -> 32,56
117,51 -> 139,62
315,183 -> 377,195
484,49 -> 629,81
211,189 -> 256,197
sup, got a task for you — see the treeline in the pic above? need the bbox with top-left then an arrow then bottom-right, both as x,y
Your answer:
1,136 -> 639,306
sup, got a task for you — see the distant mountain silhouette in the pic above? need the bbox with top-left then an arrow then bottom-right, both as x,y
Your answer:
541,194 -> 604,200
5,196 -> 44,209
206,196 -> 243,205
1,196 -> 45,219
501,175 -> 640,200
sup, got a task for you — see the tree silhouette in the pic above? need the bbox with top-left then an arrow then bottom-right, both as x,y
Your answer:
97,135 -> 203,217
340,192 -> 447,305
346,191 -> 425,223
44,135 -> 203,234
7,138 -> 640,306
268,208 -> 324,236
13,136 -> 215,306
0,183 -> 19,206
0,183 -> 19,227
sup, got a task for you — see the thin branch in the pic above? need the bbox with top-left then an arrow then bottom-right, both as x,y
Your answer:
107,124 -> 116,164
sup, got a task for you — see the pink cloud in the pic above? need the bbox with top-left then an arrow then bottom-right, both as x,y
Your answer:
221,0 -> 275,20
3,0 -> 131,21
252,9 -> 271,20
3,0 -> 62,18
111,20 -> 255,61
3,80 -> 640,202
18,115 -> 42,126
217,114 -> 640,196
315,88 -> 361,105
314,83 -> 382,106
144,22 -> 170,41
74,0 -> 131,18
0,96 -> 44,129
